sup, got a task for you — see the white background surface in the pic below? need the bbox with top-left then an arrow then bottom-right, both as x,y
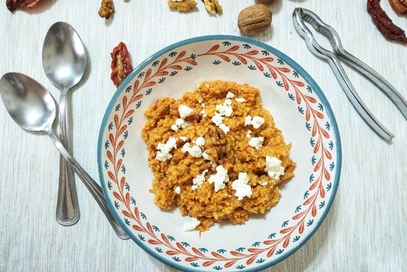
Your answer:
0,1 -> 406,271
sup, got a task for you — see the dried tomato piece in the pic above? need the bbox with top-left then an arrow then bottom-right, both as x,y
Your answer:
367,0 -> 407,44
6,0 -> 40,12
110,42 -> 133,88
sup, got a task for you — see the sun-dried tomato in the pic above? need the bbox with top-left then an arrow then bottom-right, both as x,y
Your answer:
110,42 -> 133,88
6,0 -> 40,12
367,0 -> 407,44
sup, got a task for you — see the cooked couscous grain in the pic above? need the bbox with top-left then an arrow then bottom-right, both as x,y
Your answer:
141,80 -> 296,232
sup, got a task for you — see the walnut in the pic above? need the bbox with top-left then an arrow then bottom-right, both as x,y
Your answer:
167,0 -> 197,12
6,0 -> 40,12
203,126 -> 227,163
202,0 -> 222,15
98,0 -> 115,19
256,0 -> 275,4
238,4 -> 272,36
389,0 -> 407,14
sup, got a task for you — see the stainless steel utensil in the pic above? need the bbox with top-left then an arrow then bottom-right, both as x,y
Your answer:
0,72 -> 130,240
292,7 -> 407,141
42,22 -> 86,226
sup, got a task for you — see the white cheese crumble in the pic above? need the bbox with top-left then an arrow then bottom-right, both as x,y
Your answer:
182,142 -> 203,158
226,92 -> 235,99
208,165 -> 229,192
235,97 -> 246,103
216,101 -> 233,117
155,137 -> 177,161
265,156 -> 285,180
249,136 -> 264,150
232,173 -> 252,200
245,115 -> 265,129
182,217 -> 201,232
192,169 -> 208,190
202,151 -> 210,161
219,124 -> 230,134
174,186 -> 181,194
179,104 -> 194,119
246,130 -> 252,138
171,118 -> 188,131
211,113 -> 224,126
194,136 -> 205,146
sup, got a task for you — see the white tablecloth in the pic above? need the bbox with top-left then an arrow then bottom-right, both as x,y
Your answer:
1,1 -> 406,271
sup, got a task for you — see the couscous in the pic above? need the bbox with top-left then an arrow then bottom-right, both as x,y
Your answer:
141,80 -> 296,232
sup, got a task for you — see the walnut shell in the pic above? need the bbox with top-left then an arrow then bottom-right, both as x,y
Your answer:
238,4 -> 272,36
256,0 -> 275,4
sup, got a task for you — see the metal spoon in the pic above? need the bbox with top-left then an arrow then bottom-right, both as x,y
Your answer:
42,22 -> 86,226
0,72 -> 130,240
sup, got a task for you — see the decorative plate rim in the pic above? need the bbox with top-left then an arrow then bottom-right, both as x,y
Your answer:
97,35 -> 342,271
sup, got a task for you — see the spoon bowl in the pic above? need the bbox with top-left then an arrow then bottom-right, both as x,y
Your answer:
0,72 -> 129,240
0,73 -> 55,132
42,22 -> 86,90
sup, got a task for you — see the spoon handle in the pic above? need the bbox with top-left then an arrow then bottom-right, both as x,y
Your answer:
47,130 -> 130,240
56,90 -> 80,226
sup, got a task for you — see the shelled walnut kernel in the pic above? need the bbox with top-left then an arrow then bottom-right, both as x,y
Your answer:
168,0 -> 197,12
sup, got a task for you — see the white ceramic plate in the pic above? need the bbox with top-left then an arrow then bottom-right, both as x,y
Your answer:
97,35 -> 341,271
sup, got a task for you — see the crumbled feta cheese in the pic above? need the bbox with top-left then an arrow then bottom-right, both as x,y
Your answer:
171,118 -> 188,131
211,113 -> 224,126
216,103 -> 233,117
155,137 -> 177,161
200,110 -> 207,117
182,142 -> 203,158
202,151 -> 210,161
179,104 -> 194,119
232,173 -> 252,200
208,165 -> 229,192
219,124 -> 230,134
192,169 -> 208,190
246,130 -> 252,138
245,115 -> 265,129
249,136 -> 264,150
194,136 -> 205,146
226,92 -> 235,99
244,115 -> 252,126
265,156 -> 285,180
235,97 -> 246,103
174,186 -> 181,194
182,217 -> 201,231
224,98 -> 232,106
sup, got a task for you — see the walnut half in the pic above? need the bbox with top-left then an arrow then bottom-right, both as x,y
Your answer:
203,126 -> 228,163
98,0 -> 115,19
168,0 -> 197,12
202,0 -> 222,15
389,0 -> 407,14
